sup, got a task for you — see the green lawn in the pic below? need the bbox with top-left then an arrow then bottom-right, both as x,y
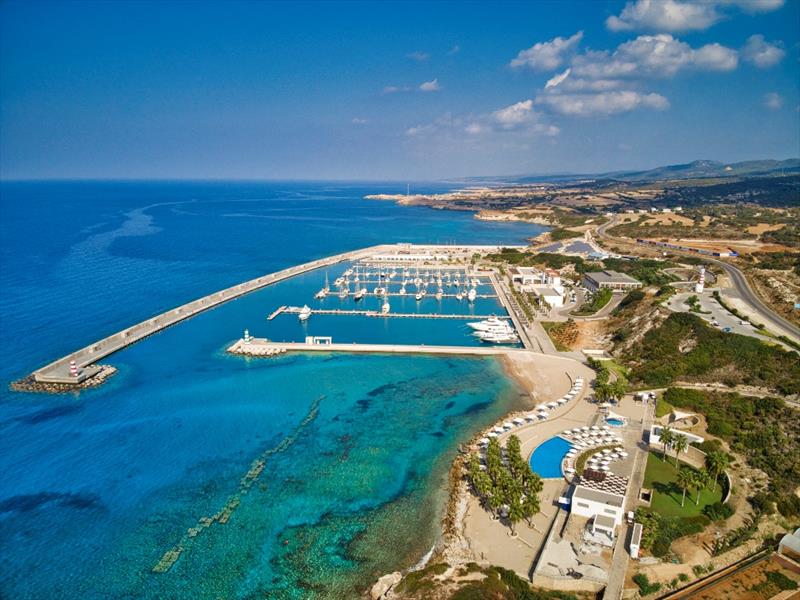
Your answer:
644,452 -> 722,518
655,396 -> 674,418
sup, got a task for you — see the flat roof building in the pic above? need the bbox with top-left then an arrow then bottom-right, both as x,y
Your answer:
583,270 -> 642,293
570,473 -> 628,527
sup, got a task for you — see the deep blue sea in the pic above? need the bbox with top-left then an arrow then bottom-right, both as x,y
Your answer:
0,181 -> 544,599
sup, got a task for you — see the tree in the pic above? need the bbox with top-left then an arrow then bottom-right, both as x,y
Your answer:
672,434 -> 688,467
507,496 -> 525,535
610,378 -> 628,403
522,475 -> 542,525
676,468 -> 694,507
693,470 -> 711,505
705,451 -> 730,491
660,426 -> 674,461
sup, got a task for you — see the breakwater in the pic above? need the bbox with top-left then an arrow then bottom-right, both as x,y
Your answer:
26,244 -> 391,388
228,338 -> 524,357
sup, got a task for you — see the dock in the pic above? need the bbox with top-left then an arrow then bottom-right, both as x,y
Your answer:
228,337 -> 523,357
29,244 -> 392,385
267,306 -> 287,320
278,307 -> 512,320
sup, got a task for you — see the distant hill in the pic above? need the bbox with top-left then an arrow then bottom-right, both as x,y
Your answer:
501,158 -> 800,185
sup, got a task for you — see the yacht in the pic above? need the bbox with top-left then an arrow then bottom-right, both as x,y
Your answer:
354,287 -> 367,301
399,283 -> 407,295
455,290 -> 463,300
338,286 -> 349,299
468,316 -> 508,332
415,291 -> 424,301
381,296 -> 391,314
373,286 -> 386,296
315,274 -> 330,299
467,287 -> 477,302
435,287 -> 443,300
475,330 -> 519,344
298,305 -> 312,322
334,276 -> 344,287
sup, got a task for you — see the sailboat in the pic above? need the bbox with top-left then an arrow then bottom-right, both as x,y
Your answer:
315,273 -> 330,299
381,294 -> 391,315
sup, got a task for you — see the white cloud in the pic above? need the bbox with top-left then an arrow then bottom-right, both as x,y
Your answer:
742,34 -> 785,68
606,0 -> 785,32
510,31 -> 583,71
492,99 -> 536,129
407,51 -> 430,62
352,117 -> 368,125
545,68 -> 571,89
763,92 -> 783,110
571,34 -> 737,79
537,90 -> 669,116
419,78 -> 441,92
607,0 -> 720,32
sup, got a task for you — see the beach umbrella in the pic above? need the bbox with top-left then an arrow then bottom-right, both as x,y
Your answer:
488,431 -> 498,438
513,417 -> 524,425
591,426 -> 600,431
565,467 -> 575,474
536,404 -> 548,410
493,426 -> 505,433
479,437 -> 490,444
503,422 -> 514,429
601,465 -> 610,471
602,449 -> 612,454
547,402 -> 558,408
581,426 -> 590,432
619,451 -> 629,457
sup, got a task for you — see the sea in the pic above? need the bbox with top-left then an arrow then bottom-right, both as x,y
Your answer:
0,181 -> 545,599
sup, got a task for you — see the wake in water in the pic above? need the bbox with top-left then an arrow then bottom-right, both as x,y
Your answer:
152,395 -> 324,573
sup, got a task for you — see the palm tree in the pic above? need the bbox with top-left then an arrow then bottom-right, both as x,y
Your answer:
659,426 -> 674,461
676,468 -> 694,507
610,378 -> 628,403
507,497 -> 525,535
693,470 -> 711,505
672,434 -> 688,467
705,451 -> 730,491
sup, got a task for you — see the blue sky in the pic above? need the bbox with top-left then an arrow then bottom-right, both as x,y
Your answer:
1,0 -> 798,180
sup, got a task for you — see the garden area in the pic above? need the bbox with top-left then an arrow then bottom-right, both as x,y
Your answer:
644,452 -> 724,519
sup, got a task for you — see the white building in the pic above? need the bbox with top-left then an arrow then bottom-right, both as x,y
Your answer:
649,425 -> 704,448
629,522 -> 643,559
511,267 -> 565,307
570,474 -> 628,527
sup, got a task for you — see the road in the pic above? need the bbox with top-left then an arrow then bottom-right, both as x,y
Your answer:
594,217 -> 799,343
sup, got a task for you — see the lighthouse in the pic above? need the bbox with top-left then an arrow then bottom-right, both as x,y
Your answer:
243,328 -> 251,344
695,267 -> 706,294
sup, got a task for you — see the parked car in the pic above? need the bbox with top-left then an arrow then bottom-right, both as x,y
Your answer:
722,326 -> 732,333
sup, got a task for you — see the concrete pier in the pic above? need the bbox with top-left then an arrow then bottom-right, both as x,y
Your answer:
228,338 -> 523,357
279,307 -> 512,320
31,244 -> 391,384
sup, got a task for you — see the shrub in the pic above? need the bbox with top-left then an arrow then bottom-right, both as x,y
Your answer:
703,502 -> 734,521
633,573 -> 662,595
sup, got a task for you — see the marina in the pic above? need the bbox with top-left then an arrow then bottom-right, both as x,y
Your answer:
277,307 -> 512,320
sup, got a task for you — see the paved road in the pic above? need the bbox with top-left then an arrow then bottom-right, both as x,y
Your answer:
595,217 -> 799,343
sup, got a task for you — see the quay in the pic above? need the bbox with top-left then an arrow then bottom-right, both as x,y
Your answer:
267,306 -> 287,321
228,337 -> 523,357
29,244 -> 393,385
278,308 -> 512,320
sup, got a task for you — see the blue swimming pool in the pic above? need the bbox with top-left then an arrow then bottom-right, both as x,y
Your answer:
528,436 -> 571,478
606,418 -> 625,427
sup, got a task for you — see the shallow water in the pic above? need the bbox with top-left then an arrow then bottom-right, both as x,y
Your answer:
0,181 -> 542,598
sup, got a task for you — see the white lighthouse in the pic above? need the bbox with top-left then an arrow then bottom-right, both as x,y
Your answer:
695,267 -> 706,294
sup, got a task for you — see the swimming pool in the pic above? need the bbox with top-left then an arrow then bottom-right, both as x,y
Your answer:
528,436 -> 572,478
606,418 -> 625,427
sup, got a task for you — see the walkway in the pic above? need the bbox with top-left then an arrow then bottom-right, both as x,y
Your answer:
32,244 -> 391,383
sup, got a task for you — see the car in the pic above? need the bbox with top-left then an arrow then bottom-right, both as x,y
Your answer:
722,326 -> 732,333
626,510 -> 635,524
740,320 -> 748,326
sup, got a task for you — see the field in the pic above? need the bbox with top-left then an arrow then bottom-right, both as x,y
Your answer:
644,453 -> 723,519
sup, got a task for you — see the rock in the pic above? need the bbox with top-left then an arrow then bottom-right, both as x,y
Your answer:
370,571 -> 401,599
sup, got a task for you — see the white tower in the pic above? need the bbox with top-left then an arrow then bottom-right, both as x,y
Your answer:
695,267 -> 705,294
244,328 -> 251,344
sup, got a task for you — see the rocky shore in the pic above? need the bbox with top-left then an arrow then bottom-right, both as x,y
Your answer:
11,365 -> 117,394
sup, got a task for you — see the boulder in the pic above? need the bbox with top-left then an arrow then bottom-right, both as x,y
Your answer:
370,571 -> 402,599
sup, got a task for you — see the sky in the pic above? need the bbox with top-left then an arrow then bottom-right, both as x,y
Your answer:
1,0 -> 799,180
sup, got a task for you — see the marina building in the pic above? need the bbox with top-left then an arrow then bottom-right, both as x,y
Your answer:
510,267 -> 566,307
582,271 -> 642,293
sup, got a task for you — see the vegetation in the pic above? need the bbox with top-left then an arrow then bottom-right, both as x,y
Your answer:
573,288 -> 612,315
549,227 -> 582,241
617,288 -> 645,310
468,436 -> 543,536
626,312 -> 800,395
643,452 -> 723,519
448,565 -> 579,600
601,257 -> 677,286
711,517 -> 760,556
632,573 -> 662,596
541,320 -> 577,351
655,396 -> 674,418
661,387 -> 800,518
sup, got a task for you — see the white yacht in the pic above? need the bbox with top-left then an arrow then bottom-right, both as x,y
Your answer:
298,305 -> 312,321
373,286 -> 386,296
315,274 -> 330,299
476,330 -> 519,344
354,287 -> 367,301
455,290 -> 463,300
467,316 -> 508,331
415,291 -> 423,301
399,283 -> 407,295
381,296 -> 391,314
467,287 -> 477,302
338,286 -> 349,299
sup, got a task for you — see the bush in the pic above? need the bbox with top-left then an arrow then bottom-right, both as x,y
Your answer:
776,494 -> 800,518
633,573 -> 662,595
703,502 -> 734,521
765,571 -> 798,591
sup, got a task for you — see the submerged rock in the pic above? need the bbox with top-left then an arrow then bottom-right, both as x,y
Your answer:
370,571 -> 401,599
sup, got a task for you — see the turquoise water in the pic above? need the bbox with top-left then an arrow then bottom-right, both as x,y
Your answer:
0,182 -> 542,598
528,437 -> 571,479
606,418 -> 625,427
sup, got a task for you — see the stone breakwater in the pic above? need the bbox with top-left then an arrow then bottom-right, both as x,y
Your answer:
11,365 -> 117,394
227,339 -> 287,357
